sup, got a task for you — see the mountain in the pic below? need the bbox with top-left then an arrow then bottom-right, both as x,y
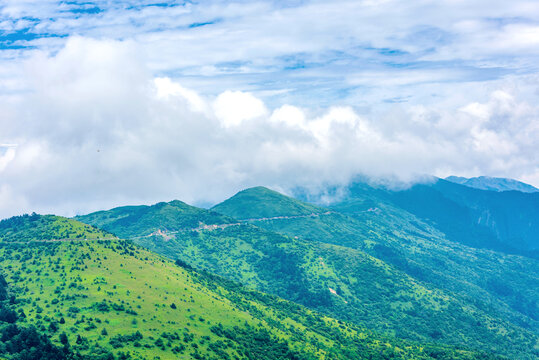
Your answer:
1,214 -> 491,360
446,176 -> 539,193
75,200 -> 235,239
77,193 -> 538,359
295,179 -> 539,256
380,179 -> 539,255
213,186 -> 539,358
293,181 -> 539,317
212,186 -> 324,220
0,212 -> 115,242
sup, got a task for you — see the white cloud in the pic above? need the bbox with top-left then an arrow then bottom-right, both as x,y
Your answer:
269,105 -> 306,128
1,1 -> 539,217
0,147 -> 16,172
154,77 -> 207,113
0,36 -> 537,219
213,90 -> 268,127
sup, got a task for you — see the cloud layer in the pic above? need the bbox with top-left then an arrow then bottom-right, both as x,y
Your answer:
1,36 -> 538,218
1,1 -> 538,217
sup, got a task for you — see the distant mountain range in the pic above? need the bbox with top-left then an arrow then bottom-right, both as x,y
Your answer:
295,177 -> 539,255
446,175 -> 539,193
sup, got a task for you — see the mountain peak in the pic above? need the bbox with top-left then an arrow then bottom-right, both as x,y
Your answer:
212,186 -> 325,220
445,175 -> 538,193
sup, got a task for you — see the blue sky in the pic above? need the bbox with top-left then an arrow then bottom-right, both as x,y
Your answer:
0,0 -> 538,216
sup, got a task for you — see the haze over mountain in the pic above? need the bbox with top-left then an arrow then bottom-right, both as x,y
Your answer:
293,177 -> 539,255
446,176 -> 539,193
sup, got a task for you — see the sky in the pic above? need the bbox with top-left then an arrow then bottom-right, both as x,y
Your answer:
1,0 -> 538,217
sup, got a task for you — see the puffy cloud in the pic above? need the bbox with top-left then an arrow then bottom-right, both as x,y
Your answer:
269,105 -> 306,128
154,77 -> 207,113
213,91 -> 268,128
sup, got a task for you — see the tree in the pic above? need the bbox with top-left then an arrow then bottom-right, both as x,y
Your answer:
59,332 -> 69,345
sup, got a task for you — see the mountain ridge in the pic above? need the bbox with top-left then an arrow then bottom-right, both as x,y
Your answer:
212,186 -> 325,220
445,175 -> 539,193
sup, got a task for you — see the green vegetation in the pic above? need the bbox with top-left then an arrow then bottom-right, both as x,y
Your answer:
77,190 -> 538,359
0,214 -> 496,360
337,179 -> 539,257
212,187 -> 324,219
213,186 -> 539,358
322,182 -> 539,324
75,200 -> 234,238
0,213 -> 114,242
128,224 -> 539,359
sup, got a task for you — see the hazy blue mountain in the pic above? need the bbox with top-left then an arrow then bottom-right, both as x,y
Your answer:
303,178 -> 538,256
380,179 -> 539,255
446,176 -> 539,193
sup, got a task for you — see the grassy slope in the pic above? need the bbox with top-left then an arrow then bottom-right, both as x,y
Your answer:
137,225 -> 538,359
251,194 -> 539,327
0,273 -> 78,360
213,187 -> 539,327
0,213 -> 115,242
77,196 -> 537,359
210,187 -> 539,359
0,215 -> 490,360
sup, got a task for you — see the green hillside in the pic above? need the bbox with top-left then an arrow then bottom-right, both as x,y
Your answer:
230,186 -> 539,329
211,187 -> 539,358
373,180 -> 539,256
78,199 -> 538,359
0,272 -> 80,360
212,187 -> 324,220
323,182 -> 539,324
0,213 -> 115,242
0,215 -> 491,360
75,200 -> 234,239
214,186 -> 539,324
